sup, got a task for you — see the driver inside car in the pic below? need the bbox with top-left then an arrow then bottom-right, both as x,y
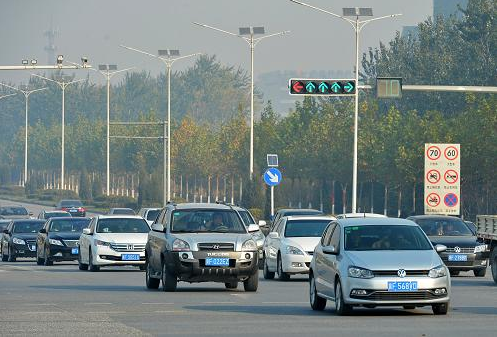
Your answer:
206,213 -> 227,231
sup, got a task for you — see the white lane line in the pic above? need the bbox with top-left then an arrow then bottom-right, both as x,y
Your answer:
153,310 -> 185,313
23,303 -> 56,306
83,302 -> 113,305
92,311 -> 127,314
22,311 -> 63,314
141,302 -> 174,305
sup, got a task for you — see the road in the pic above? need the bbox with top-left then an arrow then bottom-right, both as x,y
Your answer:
0,200 -> 496,336
0,198 -> 97,218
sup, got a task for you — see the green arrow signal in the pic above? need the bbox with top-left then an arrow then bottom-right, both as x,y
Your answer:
305,82 -> 316,93
344,81 -> 355,93
318,82 -> 329,93
331,82 -> 341,93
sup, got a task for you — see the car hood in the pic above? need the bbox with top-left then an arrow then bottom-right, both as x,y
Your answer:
428,236 -> 478,248
93,233 -> 148,244
284,237 -> 321,252
346,250 -> 441,270
12,233 -> 38,240
174,233 -> 253,251
49,232 -> 83,240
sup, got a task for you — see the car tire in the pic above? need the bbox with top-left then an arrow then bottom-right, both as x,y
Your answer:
243,272 -> 259,292
145,260 -> 160,290
277,255 -> 290,281
473,268 -> 486,277
44,247 -> 53,266
139,265 -> 146,271
88,249 -> 100,272
161,261 -> 177,292
225,281 -> 238,289
309,273 -> 326,311
403,305 -> 416,310
263,256 -> 275,280
335,280 -> 353,316
449,270 -> 460,276
78,250 -> 88,271
7,246 -> 16,262
432,302 -> 449,315
491,248 -> 497,284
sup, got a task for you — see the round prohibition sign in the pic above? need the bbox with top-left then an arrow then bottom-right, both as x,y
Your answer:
426,145 -> 441,161
444,146 -> 459,161
426,169 -> 441,184
426,193 -> 441,207
444,169 -> 459,184
444,193 -> 458,207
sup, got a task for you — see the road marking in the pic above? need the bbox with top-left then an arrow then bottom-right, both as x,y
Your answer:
153,310 -> 186,314
22,311 -> 63,314
23,303 -> 56,306
83,302 -> 113,305
141,302 -> 174,305
92,311 -> 127,314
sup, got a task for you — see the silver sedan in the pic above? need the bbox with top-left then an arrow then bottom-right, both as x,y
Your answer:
309,217 -> 451,315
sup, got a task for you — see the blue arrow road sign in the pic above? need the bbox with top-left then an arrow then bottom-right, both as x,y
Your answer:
264,168 -> 282,186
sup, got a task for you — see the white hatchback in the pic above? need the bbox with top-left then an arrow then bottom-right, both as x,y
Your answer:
78,215 -> 150,271
263,215 -> 335,280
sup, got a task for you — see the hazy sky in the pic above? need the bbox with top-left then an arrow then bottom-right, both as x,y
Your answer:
0,0 -> 434,85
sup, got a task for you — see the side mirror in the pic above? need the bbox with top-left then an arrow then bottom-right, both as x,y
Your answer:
3,229 -> 8,234
435,244 -> 447,253
82,228 -> 92,235
258,220 -> 267,227
247,224 -> 260,233
39,228 -> 47,234
323,245 -> 337,255
151,222 -> 165,233
29,212 -> 34,216
268,232 -> 279,239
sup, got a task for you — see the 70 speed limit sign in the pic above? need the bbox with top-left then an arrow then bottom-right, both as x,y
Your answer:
424,144 -> 460,215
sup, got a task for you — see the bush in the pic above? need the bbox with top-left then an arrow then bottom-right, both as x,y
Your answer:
248,208 -> 264,221
0,185 -> 25,196
39,189 -> 79,202
92,195 -> 138,211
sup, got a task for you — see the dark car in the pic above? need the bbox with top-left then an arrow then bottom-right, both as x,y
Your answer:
1,219 -> 45,261
36,217 -> 91,266
38,210 -> 72,220
56,200 -> 86,217
108,208 -> 136,215
270,208 -> 324,232
464,221 -> 477,236
408,215 -> 489,277
0,206 -> 32,220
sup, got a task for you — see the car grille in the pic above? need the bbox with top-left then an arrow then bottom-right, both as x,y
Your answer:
306,251 -> 314,256
445,247 -> 474,253
63,240 -> 79,248
441,259 -> 473,266
197,243 -> 235,251
372,270 -> 429,277
110,243 -> 146,252
353,290 -> 444,301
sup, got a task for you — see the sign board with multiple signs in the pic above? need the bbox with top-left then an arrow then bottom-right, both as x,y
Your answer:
424,143 -> 460,215
289,79 -> 356,96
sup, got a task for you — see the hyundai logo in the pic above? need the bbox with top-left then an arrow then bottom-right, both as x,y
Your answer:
397,269 -> 407,278
212,245 -> 220,250
128,244 -> 133,250
454,246 -> 461,253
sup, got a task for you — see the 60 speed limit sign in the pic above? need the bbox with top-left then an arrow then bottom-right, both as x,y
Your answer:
424,144 -> 460,215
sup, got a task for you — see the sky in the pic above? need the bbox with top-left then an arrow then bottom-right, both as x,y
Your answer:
0,0 -> 435,86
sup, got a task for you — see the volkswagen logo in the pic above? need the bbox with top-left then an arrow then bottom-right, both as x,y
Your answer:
212,245 -> 220,250
397,269 -> 407,278
454,246 -> 461,253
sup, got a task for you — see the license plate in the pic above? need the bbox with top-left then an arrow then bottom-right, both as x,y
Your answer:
121,254 -> 140,261
448,254 -> 467,261
71,248 -> 79,255
205,257 -> 230,267
388,281 -> 418,292
69,209 -> 77,212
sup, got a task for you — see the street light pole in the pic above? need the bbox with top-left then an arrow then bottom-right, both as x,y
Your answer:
0,83 -> 47,185
193,22 -> 289,180
120,45 -> 201,205
289,0 -> 401,213
31,74 -> 86,189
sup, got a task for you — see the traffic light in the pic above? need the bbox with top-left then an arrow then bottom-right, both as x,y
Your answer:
376,77 -> 402,98
289,79 -> 356,96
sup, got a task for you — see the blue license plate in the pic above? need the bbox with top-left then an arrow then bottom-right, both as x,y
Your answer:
448,254 -> 467,262
71,248 -> 79,255
69,209 -> 77,212
388,281 -> 418,292
121,254 -> 140,261
205,257 -> 230,267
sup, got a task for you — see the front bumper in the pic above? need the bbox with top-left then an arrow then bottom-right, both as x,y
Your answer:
164,250 -> 258,283
440,252 -> 488,271
343,276 -> 450,306
12,243 -> 37,257
49,245 -> 80,261
281,253 -> 313,274
94,246 -> 145,266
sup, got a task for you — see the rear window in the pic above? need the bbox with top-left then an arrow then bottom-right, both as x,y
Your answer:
284,220 -> 331,237
49,219 -> 90,232
111,209 -> 135,215
284,210 -> 323,217
96,218 -> 150,233
146,210 -> 160,221
0,207 -> 28,216
45,212 -> 71,219
60,200 -> 83,207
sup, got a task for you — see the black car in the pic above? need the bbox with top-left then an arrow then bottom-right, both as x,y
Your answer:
38,210 -> 72,220
0,205 -> 32,220
1,219 -> 45,262
408,215 -> 489,276
56,200 -> 86,217
36,217 -> 90,266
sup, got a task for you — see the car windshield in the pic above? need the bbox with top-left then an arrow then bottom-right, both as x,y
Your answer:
171,210 -> 246,234
146,209 -> 160,221
416,218 -> 473,237
96,218 -> 149,233
0,207 -> 28,216
12,222 -> 44,233
284,220 -> 331,237
60,200 -> 82,207
344,225 -> 433,251
45,212 -> 71,219
111,209 -> 135,215
238,210 -> 255,226
49,219 -> 90,232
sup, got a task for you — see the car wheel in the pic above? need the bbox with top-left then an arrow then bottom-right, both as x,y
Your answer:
449,270 -> 460,276
78,250 -> 88,271
88,249 -> 100,272
145,260 -> 160,289
473,268 -> 487,277
161,261 -> 177,292
243,272 -> 259,292
277,255 -> 290,281
44,247 -> 53,266
263,256 -> 275,280
432,302 -> 449,315
1,252 -> 7,262
491,248 -> 497,284
7,246 -> 16,262
403,305 -> 416,310
335,280 -> 353,316
225,281 -> 238,289
309,273 -> 326,311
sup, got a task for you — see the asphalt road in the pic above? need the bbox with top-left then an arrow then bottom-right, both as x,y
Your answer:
0,200 -> 496,336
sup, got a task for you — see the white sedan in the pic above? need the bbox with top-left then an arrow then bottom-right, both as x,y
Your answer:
263,215 -> 335,280
78,215 -> 150,271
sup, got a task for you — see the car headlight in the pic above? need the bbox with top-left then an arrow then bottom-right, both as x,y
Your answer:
285,245 -> 304,255
241,239 -> 257,251
12,237 -> 25,245
94,239 -> 110,247
172,239 -> 190,252
49,239 -> 63,246
474,244 -> 487,253
348,266 -> 374,279
429,265 -> 447,278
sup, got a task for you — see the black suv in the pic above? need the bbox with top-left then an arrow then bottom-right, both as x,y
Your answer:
145,203 -> 260,292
